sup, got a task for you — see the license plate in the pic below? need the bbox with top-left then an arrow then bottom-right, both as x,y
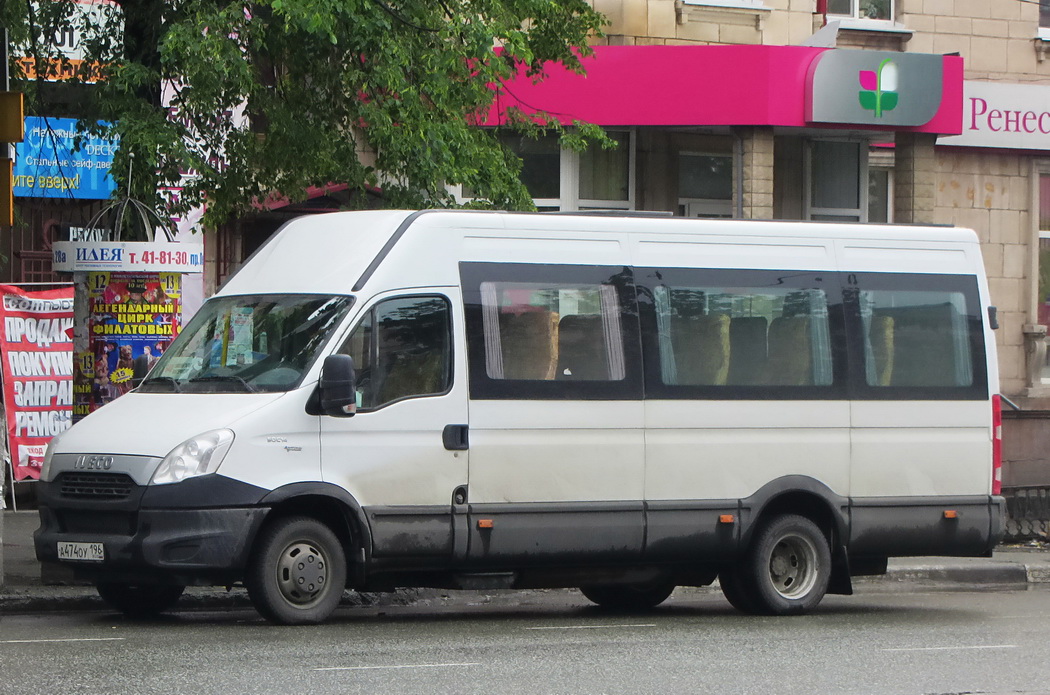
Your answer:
57,541 -> 105,562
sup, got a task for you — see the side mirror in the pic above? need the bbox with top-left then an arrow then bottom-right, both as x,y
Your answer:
320,354 -> 357,417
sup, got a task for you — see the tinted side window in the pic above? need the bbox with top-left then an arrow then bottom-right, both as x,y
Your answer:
638,268 -> 846,400
462,263 -> 642,400
846,273 -> 987,400
338,295 -> 452,410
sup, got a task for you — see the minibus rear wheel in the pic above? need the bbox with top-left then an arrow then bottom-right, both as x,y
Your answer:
96,582 -> 185,618
740,514 -> 831,615
246,516 -> 347,625
579,581 -> 675,610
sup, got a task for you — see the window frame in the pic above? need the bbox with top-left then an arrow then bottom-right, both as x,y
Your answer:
461,262 -> 643,401
454,129 -> 636,212
337,293 -> 454,412
843,272 -> 988,401
805,139 -> 870,222
678,151 -> 734,219
1037,166 -> 1050,383
637,267 -> 848,401
827,0 -> 895,23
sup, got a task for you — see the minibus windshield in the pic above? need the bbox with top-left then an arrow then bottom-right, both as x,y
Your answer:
138,294 -> 354,394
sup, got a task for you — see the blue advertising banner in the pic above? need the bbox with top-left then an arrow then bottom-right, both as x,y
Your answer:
14,117 -> 118,199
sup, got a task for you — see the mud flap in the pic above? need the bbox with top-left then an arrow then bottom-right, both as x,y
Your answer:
827,544 -> 853,596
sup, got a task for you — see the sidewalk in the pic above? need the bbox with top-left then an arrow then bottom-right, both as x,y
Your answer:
3,509 -> 1050,614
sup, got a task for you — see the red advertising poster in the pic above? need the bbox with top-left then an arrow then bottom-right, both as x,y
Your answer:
0,285 -> 75,480
76,272 -> 181,419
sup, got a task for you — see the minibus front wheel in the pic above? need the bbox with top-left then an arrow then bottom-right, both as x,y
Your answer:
246,516 -> 348,625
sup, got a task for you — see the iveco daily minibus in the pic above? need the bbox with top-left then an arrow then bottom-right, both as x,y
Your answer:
35,210 -> 1006,624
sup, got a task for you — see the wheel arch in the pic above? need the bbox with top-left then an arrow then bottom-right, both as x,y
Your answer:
256,483 -> 373,583
740,476 -> 850,550
739,476 -> 853,596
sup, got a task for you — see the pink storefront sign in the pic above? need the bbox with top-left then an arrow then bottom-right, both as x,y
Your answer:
485,45 -> 963,135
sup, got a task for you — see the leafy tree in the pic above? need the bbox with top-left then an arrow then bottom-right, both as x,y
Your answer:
4,0 -> 607,230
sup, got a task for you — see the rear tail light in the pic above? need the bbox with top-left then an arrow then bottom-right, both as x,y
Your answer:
992,394 -> 1003,495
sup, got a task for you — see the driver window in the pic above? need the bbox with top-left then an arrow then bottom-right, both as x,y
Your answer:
340,295 -> 452,410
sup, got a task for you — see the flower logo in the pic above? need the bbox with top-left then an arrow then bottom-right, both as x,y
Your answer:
859,59 -> 898,118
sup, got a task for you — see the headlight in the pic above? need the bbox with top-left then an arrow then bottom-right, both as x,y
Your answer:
150,429 -> 234,485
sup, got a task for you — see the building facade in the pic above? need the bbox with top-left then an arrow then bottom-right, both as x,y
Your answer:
466,0 -> 1049,533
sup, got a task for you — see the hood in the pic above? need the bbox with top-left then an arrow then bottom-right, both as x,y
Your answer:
51,391 -> 288,458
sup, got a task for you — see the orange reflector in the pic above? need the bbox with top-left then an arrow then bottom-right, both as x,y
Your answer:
719,514 -> 735,524
477,519 -> 494,529
943,510 -> 958,519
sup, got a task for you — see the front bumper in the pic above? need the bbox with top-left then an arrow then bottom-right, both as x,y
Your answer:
34,474 -> 270,585
35,506 -> 268,584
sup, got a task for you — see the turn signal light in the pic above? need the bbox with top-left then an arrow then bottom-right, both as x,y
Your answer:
719,514 -> 735,524
943,510 -> 958,519
477,519 -> 494,529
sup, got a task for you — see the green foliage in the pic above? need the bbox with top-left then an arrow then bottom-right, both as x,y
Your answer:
8,0 -> 607,229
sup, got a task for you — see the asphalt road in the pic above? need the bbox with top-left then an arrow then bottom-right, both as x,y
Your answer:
3,587 -> 1050,695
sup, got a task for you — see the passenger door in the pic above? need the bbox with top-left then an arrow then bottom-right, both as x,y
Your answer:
460,263 -> 646,565
320,290 -> 469,561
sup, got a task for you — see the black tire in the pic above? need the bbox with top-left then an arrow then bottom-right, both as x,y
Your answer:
580,581 -> 676,610
96,583 -> 185,618
246,516 -> 347,625
718,567 -> 758,614
739,514 -> 831,616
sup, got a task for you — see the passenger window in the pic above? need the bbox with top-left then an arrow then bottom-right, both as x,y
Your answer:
859,289 -> 974,388
339,296 -> 452,409
480,281 -> 626,382
653,285 -> 834,387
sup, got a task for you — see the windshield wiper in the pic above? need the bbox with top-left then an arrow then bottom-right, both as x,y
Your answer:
187,375 -> 260,393
141,375 -> 182,393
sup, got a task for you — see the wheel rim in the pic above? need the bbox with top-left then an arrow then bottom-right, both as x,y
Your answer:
766,533 -> 818,599
275,540 -> 329,606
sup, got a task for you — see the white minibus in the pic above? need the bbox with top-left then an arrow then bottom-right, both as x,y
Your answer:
35,210 -> 1005,624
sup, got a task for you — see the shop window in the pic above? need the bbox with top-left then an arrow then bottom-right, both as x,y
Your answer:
678,153 -> 733,218
458,130 -> 634,212
1037,173 -> 1050,381
807,140 -> 867,222
827,0 -> 893,21
500,133 -> 561,203
578,131 -> 633,210
867,167 -> 892,223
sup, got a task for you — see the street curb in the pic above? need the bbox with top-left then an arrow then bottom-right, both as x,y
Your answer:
1,564 -> 1043,615
870,563 -> 1032,589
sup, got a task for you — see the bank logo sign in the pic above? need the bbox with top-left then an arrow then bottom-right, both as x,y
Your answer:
808,50 -> 943,127
859,59 -> 898,118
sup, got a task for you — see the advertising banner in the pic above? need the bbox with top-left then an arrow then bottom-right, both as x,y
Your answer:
14,117 -> 118,200
0,285 -> 75,481
76,272 -> 181,418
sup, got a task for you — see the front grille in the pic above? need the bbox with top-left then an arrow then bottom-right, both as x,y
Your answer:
58,472 -> 136,500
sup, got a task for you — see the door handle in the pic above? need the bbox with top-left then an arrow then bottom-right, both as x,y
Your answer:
443,424 -> 469,451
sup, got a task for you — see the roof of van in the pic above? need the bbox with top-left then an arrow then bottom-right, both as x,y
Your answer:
216,209 -> 982,298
